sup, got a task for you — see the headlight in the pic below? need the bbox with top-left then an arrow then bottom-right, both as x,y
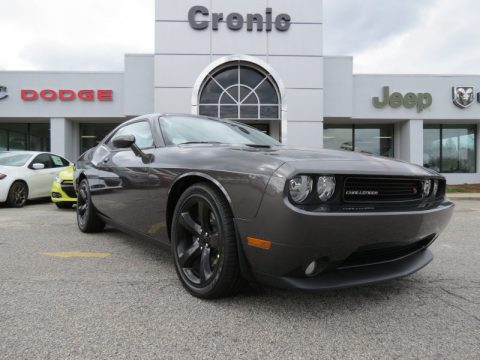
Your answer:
422,179 -> 432,197
55,175 -> 62,184
289,175 -> 313,203
317,176 -> 336,201
432,180 -> 439,197
0,173 -> 6,180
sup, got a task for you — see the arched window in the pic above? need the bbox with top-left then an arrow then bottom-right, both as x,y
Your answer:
198,63 -> 280,120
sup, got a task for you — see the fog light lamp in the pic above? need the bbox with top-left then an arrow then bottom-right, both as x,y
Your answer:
305,261 -> 317,277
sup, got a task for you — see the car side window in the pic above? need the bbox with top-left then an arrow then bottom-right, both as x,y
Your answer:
31,153 -> 53,169
108,121 -> 154,150
50,154 -> 70,168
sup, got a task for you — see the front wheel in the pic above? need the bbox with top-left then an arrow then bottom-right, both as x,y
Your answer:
7,181 -> 28,208
77,179 -> 105,233
171,183 -> 242,299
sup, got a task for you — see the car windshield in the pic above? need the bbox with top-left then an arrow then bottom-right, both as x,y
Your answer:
159,115 -> 281,146
0,152 -> 32,166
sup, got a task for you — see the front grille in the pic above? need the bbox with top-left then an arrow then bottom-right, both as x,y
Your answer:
343,177 -> 423,203
61,180 -> 77,198
338,235 -> 436,269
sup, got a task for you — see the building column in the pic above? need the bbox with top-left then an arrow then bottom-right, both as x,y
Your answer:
399,119 -> 423,165
50,118 -> 75,161
287,121 -> 324,149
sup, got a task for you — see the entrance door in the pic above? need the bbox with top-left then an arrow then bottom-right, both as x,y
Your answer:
248,123 -> 270,135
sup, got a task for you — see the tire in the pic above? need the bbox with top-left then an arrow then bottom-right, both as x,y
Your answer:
171,183 -> 242,299
76,178 -> 105,233
7,181 -> 28,208
55,202 -> 74,209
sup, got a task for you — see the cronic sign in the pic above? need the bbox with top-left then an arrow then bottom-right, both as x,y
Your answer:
188,6 -> 291,32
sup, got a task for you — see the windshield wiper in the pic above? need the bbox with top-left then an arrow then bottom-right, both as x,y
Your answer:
244,144 -> 272,148
178,141 -> 224,145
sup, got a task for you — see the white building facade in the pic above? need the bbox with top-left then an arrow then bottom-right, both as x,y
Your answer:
0,0 -> 479,184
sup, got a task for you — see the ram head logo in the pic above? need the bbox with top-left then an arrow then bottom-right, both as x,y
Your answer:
0,86 -> 7,100
452,86 -> 474,108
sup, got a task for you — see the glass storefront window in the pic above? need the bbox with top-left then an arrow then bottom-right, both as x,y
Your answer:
29,124 -> 50,151
424,125 -> 476,173
0,130 -> 6,151
80,123 -> 119,154
423,126 -> 441,172
0,123 -> 49,151
355,126 -> 394,157
324,126 -> 353,151
324,125 -> 394,157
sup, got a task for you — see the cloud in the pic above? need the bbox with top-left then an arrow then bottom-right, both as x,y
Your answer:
19,42 -> 126,71
2,0 -> 480,75
0,0 -> 154,71
323,0 -> 438,55
353,0 -> 480,73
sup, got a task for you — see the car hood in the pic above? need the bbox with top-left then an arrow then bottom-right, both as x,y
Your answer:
59,165 -> 74,180
244,147 -> 382,162
230,146 -> 437,178
0,165 -> 22,174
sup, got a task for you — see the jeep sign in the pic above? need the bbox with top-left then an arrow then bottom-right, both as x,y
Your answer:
373,86 -> 432,113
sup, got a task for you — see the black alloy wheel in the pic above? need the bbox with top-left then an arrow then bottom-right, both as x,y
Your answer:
171,183 -> 242,299
77,179 -> 105,233
7,181 -> 28,208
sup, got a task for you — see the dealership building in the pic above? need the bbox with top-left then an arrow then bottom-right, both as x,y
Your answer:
0,0 -> 479,184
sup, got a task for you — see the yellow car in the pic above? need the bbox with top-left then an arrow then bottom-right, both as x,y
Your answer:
51,165 -> 76,209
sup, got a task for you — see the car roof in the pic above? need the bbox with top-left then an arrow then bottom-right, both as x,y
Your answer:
0,151 -> 69,159
0,151 -> 42,155
127,113 -> 232,123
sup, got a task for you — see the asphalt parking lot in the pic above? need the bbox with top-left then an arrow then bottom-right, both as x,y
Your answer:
0,200 -> 479,359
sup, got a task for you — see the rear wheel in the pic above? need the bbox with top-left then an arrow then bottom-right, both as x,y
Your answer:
77,179 -> 105,233
7,181 -> 28,208
171,183 -> 242,299
55,202 -> 74,209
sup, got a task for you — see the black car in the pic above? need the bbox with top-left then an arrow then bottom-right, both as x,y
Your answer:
74,114 -> 454,298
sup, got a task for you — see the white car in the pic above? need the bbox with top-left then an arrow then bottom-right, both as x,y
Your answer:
0,151 -> 72,207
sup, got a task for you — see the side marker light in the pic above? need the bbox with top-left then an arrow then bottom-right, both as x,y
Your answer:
247,237 -> 272,250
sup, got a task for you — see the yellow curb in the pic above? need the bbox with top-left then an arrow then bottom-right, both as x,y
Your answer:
42,251 -> 110,258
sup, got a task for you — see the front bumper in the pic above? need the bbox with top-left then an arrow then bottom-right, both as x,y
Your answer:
51,181 -> 77,203
0,180 -> 12,203
235,178 -> 454,290
254,248 -> 433,290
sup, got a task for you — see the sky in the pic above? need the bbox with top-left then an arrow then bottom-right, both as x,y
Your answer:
0,0 -> 479,74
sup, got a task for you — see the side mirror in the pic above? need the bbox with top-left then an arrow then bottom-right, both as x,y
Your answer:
112,133 -> 154,164
113,134 -> 135,149
32,163 -> 45,170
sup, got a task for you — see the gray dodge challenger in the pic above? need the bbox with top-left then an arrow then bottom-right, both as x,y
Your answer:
74,114 -> 454,298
